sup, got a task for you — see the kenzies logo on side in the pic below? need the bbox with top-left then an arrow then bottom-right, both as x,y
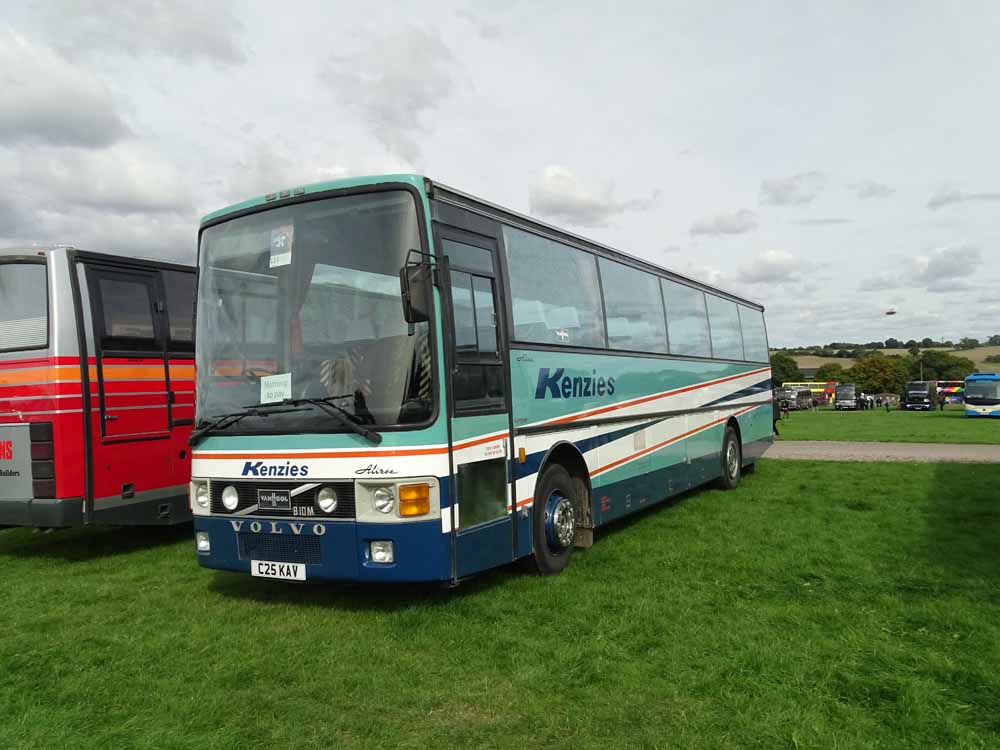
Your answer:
0,440 -> 13,461
535,368 -> 616,399
241,461 -> 309,477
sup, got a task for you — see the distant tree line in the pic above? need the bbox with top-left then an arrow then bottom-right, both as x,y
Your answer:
772,334 -> 1000,360
770,349 -> 978,394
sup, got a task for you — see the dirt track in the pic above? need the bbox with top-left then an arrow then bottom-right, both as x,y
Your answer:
764,440 -> 1000,463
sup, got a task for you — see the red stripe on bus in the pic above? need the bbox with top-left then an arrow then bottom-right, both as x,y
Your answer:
542,367 -> 770,427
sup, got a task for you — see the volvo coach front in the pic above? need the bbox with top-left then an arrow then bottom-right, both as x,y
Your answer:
189,177 -> 451,583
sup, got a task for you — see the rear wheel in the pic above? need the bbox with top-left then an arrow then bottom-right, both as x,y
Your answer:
714,425 -> 742,490
531,464 -> 576,575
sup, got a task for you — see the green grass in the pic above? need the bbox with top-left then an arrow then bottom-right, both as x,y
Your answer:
2,460 -> 999,749
777,406 -> 1000,444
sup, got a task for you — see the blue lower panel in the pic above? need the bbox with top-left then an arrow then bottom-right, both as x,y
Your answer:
456,516 -> 513,578
594,451 -> 724,526
194,516 -> 451,583
966,409 -> 1000,417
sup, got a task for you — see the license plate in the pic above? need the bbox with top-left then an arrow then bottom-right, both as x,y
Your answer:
258,488 -> 291,512
251,560 -> 306,581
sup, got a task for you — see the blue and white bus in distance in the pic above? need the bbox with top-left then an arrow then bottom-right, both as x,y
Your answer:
964,372 -> 1000,417
189,175 -> 773,584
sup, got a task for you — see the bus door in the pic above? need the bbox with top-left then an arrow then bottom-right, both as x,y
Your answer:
438,228 -> 513,579
84,264 -> 171,509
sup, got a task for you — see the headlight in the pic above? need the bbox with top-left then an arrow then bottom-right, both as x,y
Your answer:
373,486 -> 395,514
195,531 -> 210,553
193,482 -> 209,509
316,486 -> 338,514
221,485 -> 239,511
370,540 -> 394,563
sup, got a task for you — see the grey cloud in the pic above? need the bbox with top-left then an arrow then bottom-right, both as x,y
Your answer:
320,27 -> 456,165
910,244 -> 981,283
455,8 -> 503,39
0,141 -> 195,262
760,171 -> 824,206
37,0 -> 247,65
858,273 -> 901,292
529,166 -> 660,227
663,244 -> 682,254
927,187 -> 1000,210
926,278 -> 975,294
791,218 -> 853,225
690,209 -> 758,236
737,250 -> 801,284
853,180 -> 895,199
0,29 -> 131,148
22,145 -> 192,215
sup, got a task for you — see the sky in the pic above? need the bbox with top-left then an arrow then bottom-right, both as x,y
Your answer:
2,0 -> 999,347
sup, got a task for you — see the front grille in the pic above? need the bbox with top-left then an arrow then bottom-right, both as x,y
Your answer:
209,480 -> 355,519
237,533 -> 322,565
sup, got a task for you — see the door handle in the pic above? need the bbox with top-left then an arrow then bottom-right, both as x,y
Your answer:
104,414 -> 118,421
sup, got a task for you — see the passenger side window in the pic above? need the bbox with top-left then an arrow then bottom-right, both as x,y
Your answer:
706,295 -> 745,360
503,226 -> 606,348
94,273 -> 160,351
738,305 -> 769,362
162,270 -> 195,352
661,279 -> 711,357
599,258 -> 668,353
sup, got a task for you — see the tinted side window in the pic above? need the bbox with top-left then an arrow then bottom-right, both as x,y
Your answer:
599,258 -> 667,353
738,305 -> 769,362
503,226 -> 606,348
98,276 -> 157,346
661,279 -> 711,357
706,294 -> 745,360
0,262 -> 47,351
162,270 -> 195,349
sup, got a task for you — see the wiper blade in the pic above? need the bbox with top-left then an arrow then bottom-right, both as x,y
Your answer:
280,397 -> 383,445
188,404 -> 307,445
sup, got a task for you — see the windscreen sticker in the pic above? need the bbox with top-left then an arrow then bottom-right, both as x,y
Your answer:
260,372 -> 292,403
269,225 -> 294,268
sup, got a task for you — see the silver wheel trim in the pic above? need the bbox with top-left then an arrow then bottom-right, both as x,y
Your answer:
552,498 -> 575,549
726,440 -> 739,479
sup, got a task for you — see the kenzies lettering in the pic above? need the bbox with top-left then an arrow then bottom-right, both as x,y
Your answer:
241,461 -> 309,477
534,368 -> 615,399
0,440 -> 12,460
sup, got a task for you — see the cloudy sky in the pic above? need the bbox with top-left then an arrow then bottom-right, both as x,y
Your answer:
2,1 -> 999,347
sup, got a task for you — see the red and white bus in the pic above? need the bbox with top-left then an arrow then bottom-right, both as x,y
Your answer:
0,246 -> 196,527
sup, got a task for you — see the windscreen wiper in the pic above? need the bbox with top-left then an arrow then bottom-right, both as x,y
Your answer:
188,405 -> 307,445
278,396 -> 383,445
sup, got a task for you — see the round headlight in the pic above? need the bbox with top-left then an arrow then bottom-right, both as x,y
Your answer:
316,486 -> 338,514
373,486 -> 395,514
195,484 -> 209,508
222,485 -> 239,511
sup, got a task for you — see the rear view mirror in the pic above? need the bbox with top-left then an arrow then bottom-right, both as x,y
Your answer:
400,263 -> 432,325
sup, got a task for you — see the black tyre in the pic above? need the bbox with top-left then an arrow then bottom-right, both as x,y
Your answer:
714,425 -> 742,490
531,464 -> 577,575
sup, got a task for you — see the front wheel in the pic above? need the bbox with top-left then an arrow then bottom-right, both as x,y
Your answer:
531,464 -> 577,575
714,425 -> 742,490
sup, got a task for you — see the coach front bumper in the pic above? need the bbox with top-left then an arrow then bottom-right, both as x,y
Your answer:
193,515 -> 451,582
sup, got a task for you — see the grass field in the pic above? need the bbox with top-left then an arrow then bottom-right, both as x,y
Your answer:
2,460 -> 999,749
777,406 -> 1000,444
